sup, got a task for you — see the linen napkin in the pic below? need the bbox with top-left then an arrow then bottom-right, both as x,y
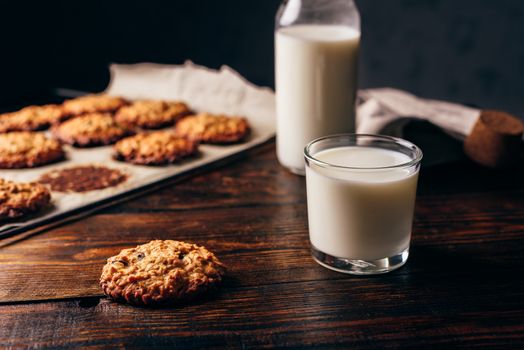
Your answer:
357,88 -> 480,140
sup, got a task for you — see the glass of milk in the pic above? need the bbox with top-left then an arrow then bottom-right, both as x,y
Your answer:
304,134 -> 423,275
275,0 -> 361,175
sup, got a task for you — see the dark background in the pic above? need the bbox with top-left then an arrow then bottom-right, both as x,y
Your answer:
0,0 -> 523,118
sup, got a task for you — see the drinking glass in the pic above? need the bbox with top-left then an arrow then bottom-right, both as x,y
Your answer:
304,134 -> 423,275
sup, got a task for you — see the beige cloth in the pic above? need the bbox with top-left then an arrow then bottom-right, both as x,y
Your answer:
357,88 -> 480,140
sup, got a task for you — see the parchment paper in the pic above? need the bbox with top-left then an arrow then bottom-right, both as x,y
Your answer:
0,62 -> 276,236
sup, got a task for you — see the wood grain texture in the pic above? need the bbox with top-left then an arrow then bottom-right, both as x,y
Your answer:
0,143 -> 523,349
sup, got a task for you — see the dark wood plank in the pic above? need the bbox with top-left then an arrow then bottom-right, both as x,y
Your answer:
0,144 -> 523,348
1,187 -> 523,302
0,288 -> 523,349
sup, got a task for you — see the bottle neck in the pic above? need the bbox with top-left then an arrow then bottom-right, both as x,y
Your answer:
277,0 -> 360,29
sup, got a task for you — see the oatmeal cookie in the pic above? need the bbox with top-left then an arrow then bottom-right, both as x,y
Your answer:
115,100 -> 191,129
39,165 -> 128,192
464,110 -> 524,168
114,131 -> 198,165
0,179 -> 51,221
0,132 -> 65,168
0,104 -> 67,133
53,113 -> 132,147
100,240 -> 227,306
62,94 -> 127,116
174,113 -> 250,144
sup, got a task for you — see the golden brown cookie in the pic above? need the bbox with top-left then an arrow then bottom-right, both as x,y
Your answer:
0,132 -> 65,168
115,100 -> 191,129
114,131 -> 199,165
38,165 -> 128,192
174,113 -> 250,144
0,179 -> 51,221
464,110 -> 524,168
62,94 -> 128,116
100,240 -> 226,306
53,113 -> 132,147
0,105 -> 67,133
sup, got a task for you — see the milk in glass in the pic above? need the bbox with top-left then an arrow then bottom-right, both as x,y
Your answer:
306,146 -> 419,261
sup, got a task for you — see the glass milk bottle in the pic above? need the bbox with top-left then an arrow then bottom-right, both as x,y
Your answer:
275,0 -> 361,175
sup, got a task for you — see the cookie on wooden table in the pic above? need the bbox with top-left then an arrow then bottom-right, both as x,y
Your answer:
0,105 -> 67,133
115,100 -> 191,129
53,113 -> 132,147
114,131 -> 198,165
62,94 -> 128,116
0,132 -> 65,168
100,240 -> 227,306
174,113 -> 250,144
0,179 -> 51,221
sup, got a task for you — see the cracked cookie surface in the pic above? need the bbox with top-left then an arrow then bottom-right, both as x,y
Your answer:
53,113 -> 132,147
114,131 -> 198,165
0,132 -> 65,168
174,113 -> 250,144
62,94 -> 128,116
100,240 -> 226,306
0,178 -> 51,221
115,100 -> 191,129
0,105 -> 67,133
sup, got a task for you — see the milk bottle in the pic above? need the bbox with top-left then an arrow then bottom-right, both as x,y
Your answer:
275,0 -> 361,174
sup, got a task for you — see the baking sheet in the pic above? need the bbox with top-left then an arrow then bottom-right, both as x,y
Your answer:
0,62 -> 276,237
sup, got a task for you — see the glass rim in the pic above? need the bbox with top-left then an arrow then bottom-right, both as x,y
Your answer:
304,133 -> 423,171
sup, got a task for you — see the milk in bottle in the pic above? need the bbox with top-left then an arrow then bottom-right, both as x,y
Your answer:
275,0 -> 361,174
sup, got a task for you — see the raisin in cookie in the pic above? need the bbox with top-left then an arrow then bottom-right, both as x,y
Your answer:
100,240 -> 226,306
115,100 -> 191,129
0,105 -> 67,133
62,94 -> 127,116
0,179 -> 51,221
53,113 -> 131,147
114,131 -> 198,165
0,132 -> 65,168
174,113 -> 250,144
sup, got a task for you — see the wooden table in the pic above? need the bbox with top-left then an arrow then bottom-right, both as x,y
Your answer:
1,143 -> 523,349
